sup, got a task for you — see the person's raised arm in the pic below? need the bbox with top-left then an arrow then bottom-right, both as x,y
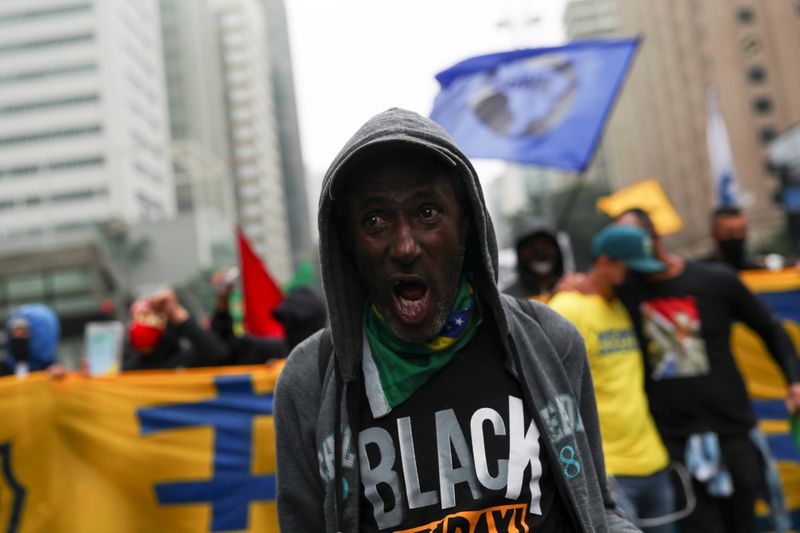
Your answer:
728,273 -> 800,412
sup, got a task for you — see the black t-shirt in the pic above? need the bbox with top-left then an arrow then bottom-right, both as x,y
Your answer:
617,261 -> 796,437
358,320 -> 572,533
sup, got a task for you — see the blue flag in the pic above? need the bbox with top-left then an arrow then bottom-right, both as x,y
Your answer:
430,38 -> 640,171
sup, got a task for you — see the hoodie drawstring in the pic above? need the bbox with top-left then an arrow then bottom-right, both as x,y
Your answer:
333,360 -> 362,532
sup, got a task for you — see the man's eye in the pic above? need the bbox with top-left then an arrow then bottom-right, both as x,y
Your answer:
420,207 -> 440,222
364,214 -> 385,228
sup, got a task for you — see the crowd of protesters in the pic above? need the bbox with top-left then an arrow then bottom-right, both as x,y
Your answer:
503,207 -> 800,532
0,268 -> 328,378
3,110 -> 800,532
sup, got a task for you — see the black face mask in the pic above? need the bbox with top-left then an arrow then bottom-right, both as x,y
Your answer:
9,337 -> 29,362
718,238 -> 746,267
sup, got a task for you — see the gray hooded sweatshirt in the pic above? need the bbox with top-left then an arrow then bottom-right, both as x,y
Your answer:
274,108 -> 639,532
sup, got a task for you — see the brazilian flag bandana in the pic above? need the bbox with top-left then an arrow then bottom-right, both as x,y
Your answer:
364,274 -> 482,411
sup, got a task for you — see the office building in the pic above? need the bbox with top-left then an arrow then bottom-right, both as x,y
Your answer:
0,0 -> 175,253
564,0 -> 800,251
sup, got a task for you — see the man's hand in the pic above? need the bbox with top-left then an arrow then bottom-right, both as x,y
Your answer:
149,290 -> 189,325
787,383 -> 800,416
212,267 -> 238,296
554,273 -> 597,296
212,267 -> 237,312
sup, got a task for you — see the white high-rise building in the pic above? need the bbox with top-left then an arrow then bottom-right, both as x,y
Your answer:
158,0 -> 238,273
261,0 -> 313,270
0,0 -> 174,252
209,0 -> 292,283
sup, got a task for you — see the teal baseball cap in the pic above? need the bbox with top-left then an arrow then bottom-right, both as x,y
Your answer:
591,225 -> 666,273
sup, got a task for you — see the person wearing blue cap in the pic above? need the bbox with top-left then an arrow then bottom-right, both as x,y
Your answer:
549,225 -> 676,533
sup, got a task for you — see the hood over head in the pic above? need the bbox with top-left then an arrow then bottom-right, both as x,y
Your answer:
5,304 -> 60,371
318,107 -> 505,381
513,218 -> 559,251
512,217 -> 566,290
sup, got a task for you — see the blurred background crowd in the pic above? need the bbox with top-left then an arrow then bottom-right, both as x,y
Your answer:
0,0 -> 797,374
0,1 -> 799,531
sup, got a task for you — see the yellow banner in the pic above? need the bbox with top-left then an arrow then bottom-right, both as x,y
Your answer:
596,179 -> 684,235
0,363 -> 283,533
734,269 -> 800,531
736,269 -> 800,399
3,269 -> 798,532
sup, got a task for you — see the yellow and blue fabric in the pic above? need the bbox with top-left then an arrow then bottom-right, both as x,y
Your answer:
0,363 -> 283,533
364,275 -> 482,410
732,269 -> 800,532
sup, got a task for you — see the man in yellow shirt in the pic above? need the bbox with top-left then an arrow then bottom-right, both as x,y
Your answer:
549,225 -> 675,533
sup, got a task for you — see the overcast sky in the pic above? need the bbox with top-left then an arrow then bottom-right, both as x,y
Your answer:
284,0 -> 568,190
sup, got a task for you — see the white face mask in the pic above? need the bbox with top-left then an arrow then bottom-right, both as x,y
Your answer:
529,260 -> 554,275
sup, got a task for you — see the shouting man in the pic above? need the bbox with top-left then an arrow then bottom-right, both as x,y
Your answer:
274,108 -> 638,532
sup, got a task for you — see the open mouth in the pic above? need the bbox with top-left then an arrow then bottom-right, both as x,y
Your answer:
392,279 -> 430,324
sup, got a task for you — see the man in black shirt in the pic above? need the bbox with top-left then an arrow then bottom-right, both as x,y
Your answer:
614,208 -> 800,533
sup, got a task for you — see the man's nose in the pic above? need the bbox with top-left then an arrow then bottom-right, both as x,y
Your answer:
390,222 -> 421,263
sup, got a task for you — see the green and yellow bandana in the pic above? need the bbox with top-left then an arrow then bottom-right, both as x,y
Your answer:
364,275 -> 482,410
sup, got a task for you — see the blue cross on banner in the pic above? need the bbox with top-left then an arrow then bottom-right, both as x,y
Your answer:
137,375 -> 274,532
430,38 -> 640,171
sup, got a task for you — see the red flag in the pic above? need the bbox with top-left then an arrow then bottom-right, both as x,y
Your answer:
236,227 -> 285,338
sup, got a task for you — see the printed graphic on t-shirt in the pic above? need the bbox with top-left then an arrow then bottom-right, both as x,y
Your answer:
359,395 -> 546,532
394,503 -> 530,533
641,296 -> 710,380
596,328 -> 638,356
